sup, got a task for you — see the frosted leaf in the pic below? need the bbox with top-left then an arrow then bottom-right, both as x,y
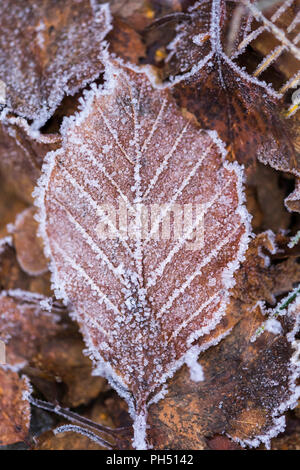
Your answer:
147,297 -> 300,449
165,0 -> 300,178
34,60 -> 251,448
0,0 -> 112,128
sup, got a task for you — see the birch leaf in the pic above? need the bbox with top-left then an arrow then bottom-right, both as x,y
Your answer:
34,60 -> 251,448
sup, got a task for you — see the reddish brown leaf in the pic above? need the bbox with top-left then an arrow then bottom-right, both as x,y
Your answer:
30,334 -> 109,408
13,207 -> 48,276
0,291 -> 61,369
0,369 -> 30,445
34,60 -> 251,447
147,300 -> 300,449
0,121 -> 58,204
0,0 -> 111,127
232,231 -> 300,305
108,17 -> 146,64
161,1 -> 299,179
0,289 -> 107,408
0,172 -> 27,239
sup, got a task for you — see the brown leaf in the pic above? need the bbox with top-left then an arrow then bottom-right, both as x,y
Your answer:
107,0 -> 184,32
0,121 -> 58,204
159,1 -> 299,179
147,301 -> 300,449
232,231 -> 300,305
246,163 -> 291,233
14,207 -> 48,276
270,417 -> 300,450
34,396 -> 130,450
0,237 -> 51,295
30,335 -> 109,408
285,177 -> 300,212
0,369 -> 30,446
0,291 -> 61,369
35,429 -> 102,450
0,0 -> 111,127
0,290 -> 107,408
0,172 -> 27,239
34,59 -> 251,447
108,17 -> 146,64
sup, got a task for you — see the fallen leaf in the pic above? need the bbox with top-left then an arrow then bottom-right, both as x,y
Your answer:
0,289 -> 107,408
0,291 -> 61,369
232,231 -> 300,305
162,1 -> 300,178
14,207 -> 48,276
0,369 -> 30,445
0,237 -> 51,295
31,335 -> 109,408
0,0 -> 111,128
0,171 -> 27,239
0,121 -> 58,204
34,59 -> 251,447
147,299 -> 300,449
108,17 -> 146,64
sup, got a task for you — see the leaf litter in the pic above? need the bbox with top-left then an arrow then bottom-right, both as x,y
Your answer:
34,57 -> 252,448
0,0 -> 299,451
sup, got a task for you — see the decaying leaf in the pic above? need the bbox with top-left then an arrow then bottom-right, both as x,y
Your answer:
0,0 -> 112,128
0,289 -> 107,408
0,0 -> 299,452
0,121 -> 59,204
232,230 -> 300,305
13,207 -> 48,277
0,172 -> 27,239
0,368 -> 30,446
147,297 -> 300,449
0,236 -> 51,295
30,334 -> 109,408
13,207 -> 48,276
34,59 -> 251,448
162,0 -> 300,179
0,290 -> 61,369
108,17 -> 146,64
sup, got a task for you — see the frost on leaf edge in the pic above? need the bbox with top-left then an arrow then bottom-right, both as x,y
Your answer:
33,60 -> 253,447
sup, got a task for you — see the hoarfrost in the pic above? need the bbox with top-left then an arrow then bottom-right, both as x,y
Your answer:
34,58 -> 251,448
0,1 -> 112,128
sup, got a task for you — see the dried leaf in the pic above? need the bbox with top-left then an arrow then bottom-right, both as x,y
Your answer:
14,207 -> 48,276
0,289 -> 106,408
35,429 -> 103,450
0,172 -> 27,239
232,231 -> 300,305
34,397 -> 127,450
0,122 -> 58,204
246,164 -> 291,232
0,237 -> 51,295
108,17 -> 146,64
106,0 -> 184,32
0,369 -> 30,445
0,291 -> 61,369
162,0 -> 299,178
34,60 -> 251,448
31,334 -> 109,408
147,299 -> 300,449
0,0 -> 111,128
